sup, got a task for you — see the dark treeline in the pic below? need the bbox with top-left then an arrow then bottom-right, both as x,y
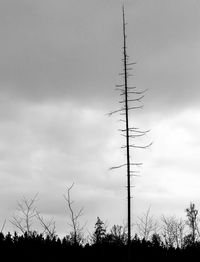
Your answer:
1,208 -> 200,262
2,191 -> 200,261
0,228 -> 199,262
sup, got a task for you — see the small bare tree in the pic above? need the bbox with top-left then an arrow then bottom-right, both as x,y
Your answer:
110,224 -> 127,244
185,202 -> 200,243
10,194 -> 38,235
136,207 -> 158,241
161,216 -> 185,248
64,183 -> 84,245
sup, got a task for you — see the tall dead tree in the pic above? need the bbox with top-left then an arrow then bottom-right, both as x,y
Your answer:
109,6 -> 151,259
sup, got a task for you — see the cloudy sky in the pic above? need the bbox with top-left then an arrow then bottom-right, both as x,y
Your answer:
0,0 -> 200,236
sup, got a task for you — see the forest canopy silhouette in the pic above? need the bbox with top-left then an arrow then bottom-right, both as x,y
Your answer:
1,193 -> 200,262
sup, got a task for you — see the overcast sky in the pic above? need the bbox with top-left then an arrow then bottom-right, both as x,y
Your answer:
1,0 -> 200,236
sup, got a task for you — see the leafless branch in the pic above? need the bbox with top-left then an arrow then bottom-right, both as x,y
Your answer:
127,62 -> 136,66
121,142 -> 153,149
110,162 -> 142,170
115,84 -> 124,87
130,129 -> 151,134
109,164 -> 127,170
10,194 -> 38,235
36,211 -> 56,239
135,207 -> 158,241
127,86 -> 136,89
119,95 -> 145,103
107,107 -> 126,116
120,89 -> 148,96
115,88 -> 124,92
127,106 -> 143,110
1,219 -> 6,233
64,183 -> 84,245
161,215 -> 185,248
119,128 -> 150,134
121,133 -> 148,138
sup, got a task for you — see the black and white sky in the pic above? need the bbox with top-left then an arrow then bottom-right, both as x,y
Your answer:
1,0 -> 200,235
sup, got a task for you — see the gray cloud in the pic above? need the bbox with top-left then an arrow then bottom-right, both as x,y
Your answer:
0,0 -> 121,105
1,0 -> 200,235
0,0 -> 199,111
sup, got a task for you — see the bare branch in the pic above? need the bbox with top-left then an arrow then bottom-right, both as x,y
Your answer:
129,129 -> 151,134
119,95 -> 145,103
127,87 -> 136,89
118,119 -> 126,123
64,183 -> 85,245
130,163 -> 143,166
119,106 -> 143,113
128,106 -> 143,110
120,89 -> 148,96
1,219 -> 6,233
110,162 -> 142,170
119,128 -> 150,134
10,194 -> 38,235
115,88 -> 124,92
161,215 -> 185,248
121,142 -> 153,149
107,107 -> 126,116
116,84 -> 124,87
130,174 -> 141,177
10,216 -> 26,234
36,211 -> 56,239
127,62 -> 136,66
136,207 -> 158,241
109,164 -> 127,170
121,133 -> 148,138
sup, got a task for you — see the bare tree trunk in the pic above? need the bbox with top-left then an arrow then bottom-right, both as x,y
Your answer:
122,5 -> 131,255
109,5 -> 151,261
186,203 -> 199,243
64,183 -> 84,245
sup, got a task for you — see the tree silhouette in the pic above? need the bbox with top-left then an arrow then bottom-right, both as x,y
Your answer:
10,194 -> 38,236
186,202 -> 199,243
109,6 -> 151,260
161,215 -> 185,248
92,217 -> 106,245
109,224 -> 127,245
136,207 -> 158,241
63,183 -> 84,245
